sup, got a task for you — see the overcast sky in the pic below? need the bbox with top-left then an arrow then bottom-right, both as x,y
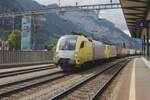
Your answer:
34,0 -> 130,36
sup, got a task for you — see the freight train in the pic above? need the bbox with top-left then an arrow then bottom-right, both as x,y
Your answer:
55,34 -> 141,71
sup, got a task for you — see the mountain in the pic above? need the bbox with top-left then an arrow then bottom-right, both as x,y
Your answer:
16,0 -> 82,49
60,10 -> 141,48
0,0 -> 23,39
0,0 -> 22,13
16,0 -> 41,10
0,0 -> 142,50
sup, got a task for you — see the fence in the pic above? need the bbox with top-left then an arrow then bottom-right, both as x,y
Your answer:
0,50 -> 53,65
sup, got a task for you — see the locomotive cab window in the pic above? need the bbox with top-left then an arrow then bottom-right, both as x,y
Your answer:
80,41 -> 85,48
59,37 -> 77,50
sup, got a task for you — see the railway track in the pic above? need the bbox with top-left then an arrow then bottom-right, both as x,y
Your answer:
0,64 -> 65,98
0,64 -> 56,77
51,58 -> 130,100
0,71 -> 66,97
12,58 -> 130,100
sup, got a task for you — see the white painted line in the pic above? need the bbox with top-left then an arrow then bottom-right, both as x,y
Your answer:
142,57 -> 150,69
129,58 -> 136,100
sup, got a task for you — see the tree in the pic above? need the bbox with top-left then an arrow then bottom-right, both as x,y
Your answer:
8,30 -> 21,50
44,42 -> 54,51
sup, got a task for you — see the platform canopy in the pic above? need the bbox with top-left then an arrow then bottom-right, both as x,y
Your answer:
120,0 -> 150,38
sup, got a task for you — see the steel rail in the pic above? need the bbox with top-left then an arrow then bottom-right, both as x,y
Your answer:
51,58 -> 130,100
91,59 -> 130,100
0,61 -> 55,68
0,71 -> 66,97
0,65 -> 56,78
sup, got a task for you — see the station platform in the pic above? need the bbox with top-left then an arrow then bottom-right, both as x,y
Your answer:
113,57 -> 150,100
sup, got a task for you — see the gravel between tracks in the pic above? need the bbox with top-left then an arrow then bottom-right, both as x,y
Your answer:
0,64 -> 55,73
60,61 -> 127,100
0,68 -> 61,86
99,59 -> 132,100
1,58 -> 127,100
24,60 -> 122,99
1,74 -> 74,100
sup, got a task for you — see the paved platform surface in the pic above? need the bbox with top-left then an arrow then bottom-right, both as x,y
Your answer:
114,57 -> 150,100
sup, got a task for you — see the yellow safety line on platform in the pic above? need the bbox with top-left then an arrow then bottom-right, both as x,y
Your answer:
129,58 -> 136,100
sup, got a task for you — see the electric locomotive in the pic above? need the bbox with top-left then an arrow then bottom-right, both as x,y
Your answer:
55,33 -> 141,71
55,33 -> 116,70
55,34 -> 93,70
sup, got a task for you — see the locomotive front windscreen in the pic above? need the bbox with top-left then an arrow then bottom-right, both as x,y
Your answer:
59,37 -> 77,50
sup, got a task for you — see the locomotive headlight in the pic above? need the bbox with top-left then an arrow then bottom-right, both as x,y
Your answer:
74,50 -> 79,57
